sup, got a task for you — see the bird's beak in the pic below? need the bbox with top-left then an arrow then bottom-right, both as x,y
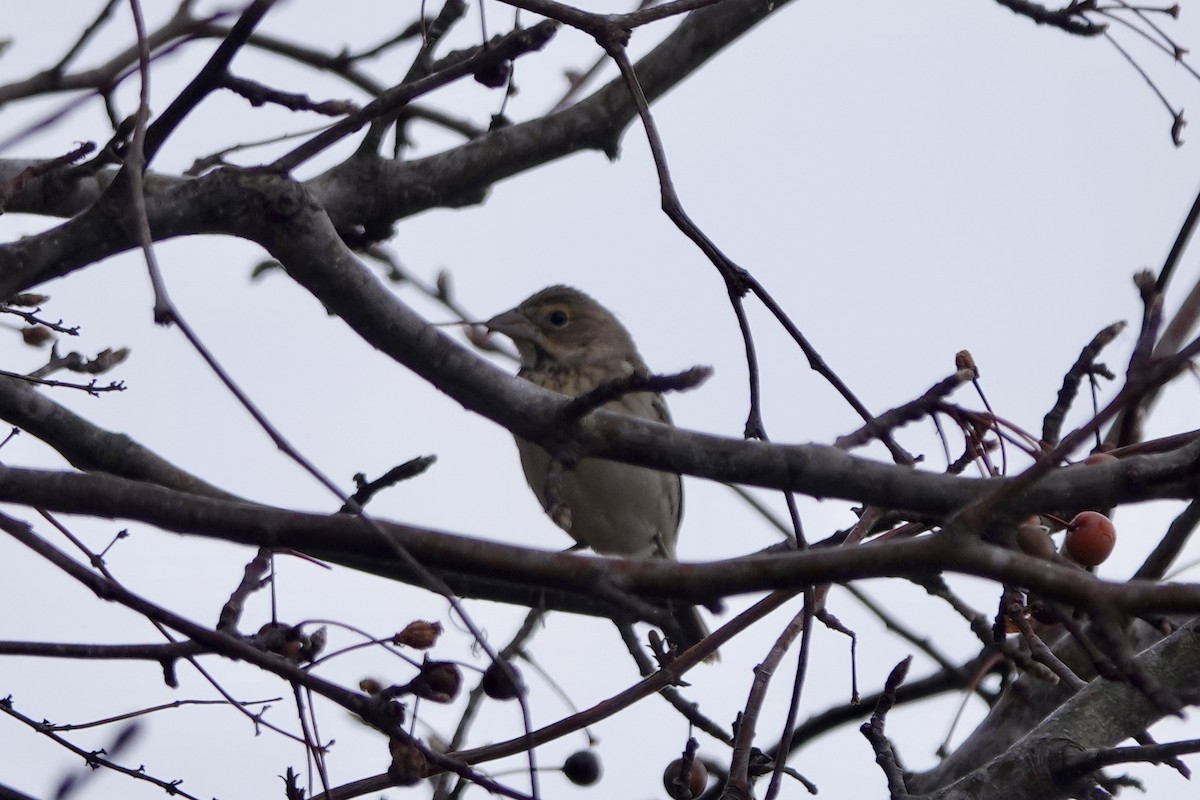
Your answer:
485,308 -> 537,343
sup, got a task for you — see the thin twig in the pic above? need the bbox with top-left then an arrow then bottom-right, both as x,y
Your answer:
858,656 -> 912,797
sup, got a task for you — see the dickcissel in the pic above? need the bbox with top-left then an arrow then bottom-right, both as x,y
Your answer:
487,286 -> 713,659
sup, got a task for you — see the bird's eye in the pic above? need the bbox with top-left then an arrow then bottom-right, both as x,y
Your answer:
546,309 -> 569,328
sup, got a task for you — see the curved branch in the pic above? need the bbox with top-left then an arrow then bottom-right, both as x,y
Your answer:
1,171 -> 1197,521
0,0 -> 797,233
1,466 -> 1199,618
0,373 -> 235,499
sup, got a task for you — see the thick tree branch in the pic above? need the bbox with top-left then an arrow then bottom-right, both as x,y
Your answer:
1,466 -> 1199,618
922,619 -> 1200,800
1,172 -> 1197,520
0,0 -> 796,235
0,373 -> 234,499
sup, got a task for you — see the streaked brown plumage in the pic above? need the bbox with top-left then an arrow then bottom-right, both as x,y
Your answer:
487,286 -> 713,658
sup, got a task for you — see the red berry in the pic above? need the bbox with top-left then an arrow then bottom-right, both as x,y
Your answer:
1065,511 -> 1116,566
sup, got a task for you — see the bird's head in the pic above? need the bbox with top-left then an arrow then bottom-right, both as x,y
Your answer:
486,285 -> 640,372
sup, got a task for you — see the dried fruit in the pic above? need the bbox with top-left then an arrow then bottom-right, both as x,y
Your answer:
563,750 -> 602,786
1026,593 -> 1060,625
387,738 -> 427,785
1015,517 -> 1055,560
663,758 -> 707,799
300,625 -> 326,661
474,61 -> 511,89
393,620 -> 443,650
21,326 -> 53,347
407,660 -> 461,703
481,659 -> 523,701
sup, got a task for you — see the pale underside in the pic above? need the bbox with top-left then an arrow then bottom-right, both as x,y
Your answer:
517,432 -> 681,558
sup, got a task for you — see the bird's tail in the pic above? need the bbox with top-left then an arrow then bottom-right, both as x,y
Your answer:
670,605 -> 720,664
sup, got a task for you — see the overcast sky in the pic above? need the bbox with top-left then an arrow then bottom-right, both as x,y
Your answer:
3,1 -> 1200,798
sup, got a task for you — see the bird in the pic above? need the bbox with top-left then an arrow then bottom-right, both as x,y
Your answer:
486,285 -> 715,660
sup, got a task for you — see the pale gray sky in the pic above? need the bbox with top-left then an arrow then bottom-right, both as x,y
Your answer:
3,1 -> 1200,798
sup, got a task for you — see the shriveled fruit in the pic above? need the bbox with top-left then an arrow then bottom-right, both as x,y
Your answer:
562,750 -> 602,786
1026,592 -> 1059,625
663,758 -> 707,799
481,659 -> 523,700
387,738 -> 428,785
392,620 -> 443,649
1015,517 -> 1055,560
408,660 -> 461,703
1065,511 -> 1116,566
